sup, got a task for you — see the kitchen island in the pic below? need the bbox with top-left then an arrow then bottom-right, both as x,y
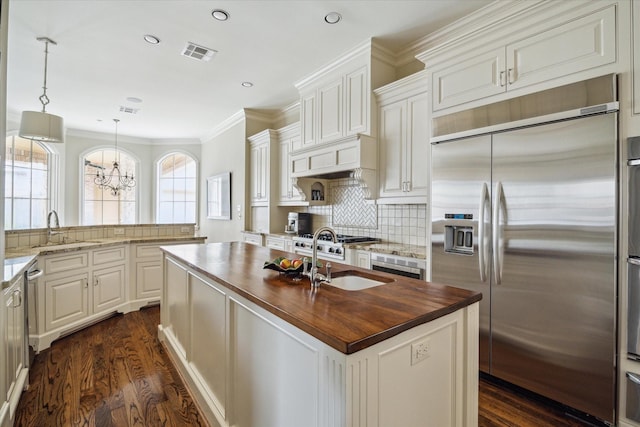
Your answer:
159,242 -> 481,427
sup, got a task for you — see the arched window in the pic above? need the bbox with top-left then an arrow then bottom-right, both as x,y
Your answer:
157,152 -> 197,223
82,148 -> 137,225
5,135 -> 53,230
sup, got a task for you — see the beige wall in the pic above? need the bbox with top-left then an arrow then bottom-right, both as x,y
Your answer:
199,119 -> 247,243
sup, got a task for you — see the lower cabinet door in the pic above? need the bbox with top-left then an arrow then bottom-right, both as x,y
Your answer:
136,261 -> 162,299
93,265 -> 126,313
45,273 -> 89,331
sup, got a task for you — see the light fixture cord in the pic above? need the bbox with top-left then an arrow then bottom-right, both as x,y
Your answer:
114,118 -> 120,163
36,37 -> 57,113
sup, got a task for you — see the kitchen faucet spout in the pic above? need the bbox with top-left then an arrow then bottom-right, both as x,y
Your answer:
307,226 -> 337,289
47,210 -> 63,242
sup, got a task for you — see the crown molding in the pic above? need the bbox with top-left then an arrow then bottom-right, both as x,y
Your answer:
200,109 -> 246,143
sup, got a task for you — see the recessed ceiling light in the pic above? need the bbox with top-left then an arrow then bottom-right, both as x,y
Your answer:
241,81 -> 254,88
143,34 -> 160,44
324,12 -> 341,24
126,97 -> 143,103
212,9 -> 230,21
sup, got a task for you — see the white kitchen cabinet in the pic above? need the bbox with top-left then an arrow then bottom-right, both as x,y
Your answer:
296,40 -> 395,147
44,272 -> 89,332
265,235 -> 294,253
249,141 -> 269,205
376,71 -> 429,203
241,231 -> 263,246
300,67 -> 369,147
92,264 -> 125,313
430,5 -> 616,112
130,241 -> 196,309
1,274 -> 27,424
356,250 -> 371,269
277,123 -> 305,205
34,245 -> 128,351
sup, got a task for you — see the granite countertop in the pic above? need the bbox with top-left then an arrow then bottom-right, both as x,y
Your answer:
5,235 -> 206,259
2,236 -> 206,288
2,255 -> 38,289
344,242 -> 427,259
161,242 -> 480,354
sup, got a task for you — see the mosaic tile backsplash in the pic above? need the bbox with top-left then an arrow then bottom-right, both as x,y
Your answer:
299,178 -> 427,247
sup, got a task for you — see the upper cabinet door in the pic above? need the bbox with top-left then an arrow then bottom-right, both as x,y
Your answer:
431,47 -> 505,112
318,77 -> 344,144
345,66 -> 368,136
379,99 -> 406,198
506,5 -> 616,91
300,92 -> 316,147
405,93 -> 430,197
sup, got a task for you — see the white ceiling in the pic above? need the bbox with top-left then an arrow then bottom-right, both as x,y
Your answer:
6,0 -> 492,142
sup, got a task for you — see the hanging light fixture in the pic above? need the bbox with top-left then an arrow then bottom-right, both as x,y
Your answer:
94,119 -> 136,196
19,37 -> 64,143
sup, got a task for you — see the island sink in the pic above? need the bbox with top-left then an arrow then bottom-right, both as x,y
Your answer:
327,270 -> 394,290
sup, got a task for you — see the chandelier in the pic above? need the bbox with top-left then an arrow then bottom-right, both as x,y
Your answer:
94,119 -> 135,196
19,37 -> 64,143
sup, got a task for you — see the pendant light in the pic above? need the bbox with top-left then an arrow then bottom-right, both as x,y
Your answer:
19,37 -> 64,143
94,119 -> 136,196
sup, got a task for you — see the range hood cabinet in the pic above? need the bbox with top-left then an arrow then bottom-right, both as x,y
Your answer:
290,134 -> 378,200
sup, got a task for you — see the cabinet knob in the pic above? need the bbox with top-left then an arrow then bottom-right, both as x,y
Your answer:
84,279 -> 89,288
94,277 -> 99,286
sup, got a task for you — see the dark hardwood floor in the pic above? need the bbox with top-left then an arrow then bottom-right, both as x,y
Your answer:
16,306 -> 593,427
15,305 -> 207,427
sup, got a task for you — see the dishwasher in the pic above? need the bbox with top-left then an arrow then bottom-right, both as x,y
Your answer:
24,262 -> 43,367
371,253 -> 425,280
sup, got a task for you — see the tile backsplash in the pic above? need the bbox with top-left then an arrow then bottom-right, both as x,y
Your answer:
5,223 -> 196,250
296,178 -> 427,246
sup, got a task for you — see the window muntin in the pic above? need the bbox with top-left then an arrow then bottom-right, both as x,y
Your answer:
83,148 -> 137,225
157,152 -> 197,223
5,135 -> 51,230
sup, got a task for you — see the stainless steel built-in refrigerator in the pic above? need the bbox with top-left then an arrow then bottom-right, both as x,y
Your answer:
431,76 -> 617,423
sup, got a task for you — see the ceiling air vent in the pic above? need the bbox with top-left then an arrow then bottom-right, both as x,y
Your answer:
119,106 -> 140,114
182,42 -> 217,62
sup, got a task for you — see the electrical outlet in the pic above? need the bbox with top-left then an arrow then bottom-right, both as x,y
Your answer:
411,339 -> 431,365
113,228 -> 125,235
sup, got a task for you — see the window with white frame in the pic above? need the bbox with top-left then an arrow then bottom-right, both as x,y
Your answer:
157,152 -> 197,223
5,135 -> 53,230
82,148 -> 137,225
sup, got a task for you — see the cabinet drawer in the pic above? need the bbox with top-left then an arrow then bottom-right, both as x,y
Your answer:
265,236 -> 286,250
92,246 -> 126,265
243,233 -> 263,246
136,245 -> 162,259
44,252 -> 89,275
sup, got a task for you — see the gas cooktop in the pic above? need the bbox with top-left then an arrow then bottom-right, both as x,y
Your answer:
297,233 -> 380,244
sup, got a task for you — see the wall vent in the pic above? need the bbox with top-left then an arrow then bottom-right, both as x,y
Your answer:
119,106 -> 140,114
182,42 -> 217,62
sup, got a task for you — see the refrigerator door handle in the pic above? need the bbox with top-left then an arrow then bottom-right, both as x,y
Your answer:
493,181 -> 505,285
478,183 -> 490,282
630,257 -> 640,266
628,372 -> 640,385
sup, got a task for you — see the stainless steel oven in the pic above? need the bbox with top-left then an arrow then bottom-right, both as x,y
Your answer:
371,253 -> 425,280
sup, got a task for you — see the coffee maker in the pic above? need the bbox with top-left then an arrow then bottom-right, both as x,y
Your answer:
286,212 -> 312,235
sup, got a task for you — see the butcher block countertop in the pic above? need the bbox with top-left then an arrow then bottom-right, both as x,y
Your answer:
161,242 -> 482,354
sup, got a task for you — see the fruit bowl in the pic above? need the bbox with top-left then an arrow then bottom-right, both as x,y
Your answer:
263,257 -> 304,274
263,257 -> 321,275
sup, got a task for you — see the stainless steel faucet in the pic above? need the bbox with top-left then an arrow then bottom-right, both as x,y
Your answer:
47,210 -> 63,242
305,226 -> 336,288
